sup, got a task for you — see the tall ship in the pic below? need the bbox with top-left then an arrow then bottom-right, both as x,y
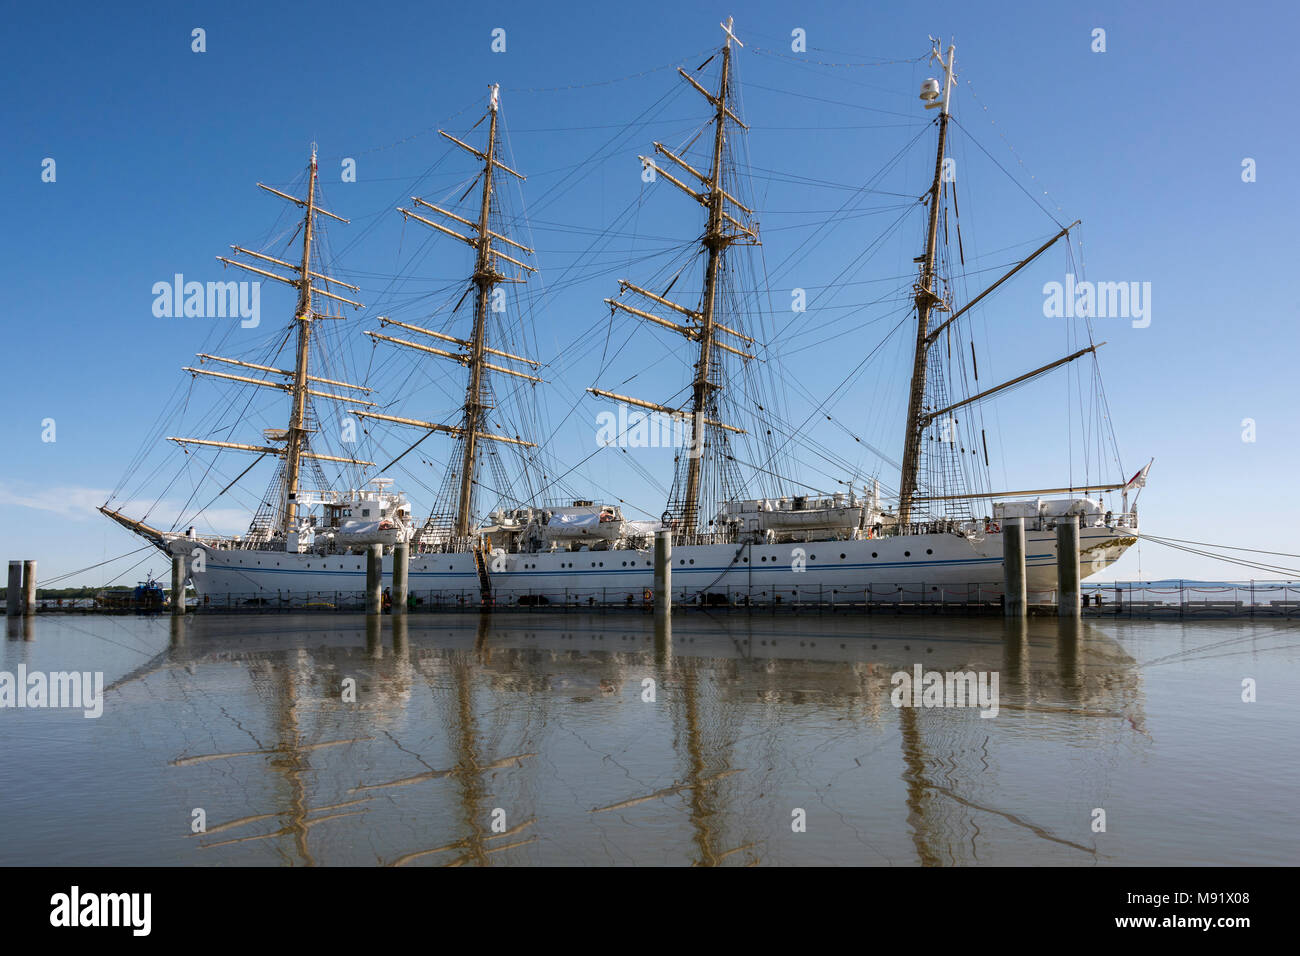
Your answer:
102,23 -> 1144,607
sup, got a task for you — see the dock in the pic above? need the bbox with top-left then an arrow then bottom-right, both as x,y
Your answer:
12,579 -> 1291,619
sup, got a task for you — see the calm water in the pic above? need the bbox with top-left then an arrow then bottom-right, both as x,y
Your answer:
1,610 -> 1296,866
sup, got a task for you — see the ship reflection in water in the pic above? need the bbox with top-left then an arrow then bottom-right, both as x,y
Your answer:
3,611 -> 1296,866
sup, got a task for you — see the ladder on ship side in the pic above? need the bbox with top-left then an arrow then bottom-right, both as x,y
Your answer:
473,543 -> 493,607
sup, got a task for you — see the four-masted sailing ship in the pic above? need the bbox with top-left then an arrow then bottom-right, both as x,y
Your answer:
102,22 -> 1143,606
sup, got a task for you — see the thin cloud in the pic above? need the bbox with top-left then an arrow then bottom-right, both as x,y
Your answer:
0,483 -> 247,533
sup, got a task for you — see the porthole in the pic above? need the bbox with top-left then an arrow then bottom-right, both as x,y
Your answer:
871,552 -> 877,558
926,548 -> 933,555
840,553 -> 846,560
904,551 -> 911,557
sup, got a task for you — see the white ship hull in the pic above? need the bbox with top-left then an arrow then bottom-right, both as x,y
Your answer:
180,524 -> 1136,606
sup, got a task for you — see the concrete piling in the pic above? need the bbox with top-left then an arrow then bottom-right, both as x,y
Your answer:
1056,515 -> 1081,618
1002,517 -> 1027,618
7,561 -> 22,617
171,553 -> 186,615
22,560 -> 36,616
654,531 -> 672,613
366,544 -> 383,615
392,541 -> 409,616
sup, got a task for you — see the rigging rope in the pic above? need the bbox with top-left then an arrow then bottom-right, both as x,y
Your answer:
35,546 -> 158,588
1134,532 -> 1300,578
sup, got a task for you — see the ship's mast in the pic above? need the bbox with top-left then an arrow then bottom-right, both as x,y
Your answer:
897,42 -> 955,527
172,149 -> 369,543
360,86 -> 541,549
455,88 -> 502,539
281,145 -> 319,533
115,150 -> 374,550
679,20 -> 737,536
586,20 -> 757,540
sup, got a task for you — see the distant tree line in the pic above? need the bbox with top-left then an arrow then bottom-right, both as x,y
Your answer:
0,586 -> 107,600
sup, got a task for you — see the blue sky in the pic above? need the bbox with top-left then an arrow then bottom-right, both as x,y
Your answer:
2,0 -> 1297,586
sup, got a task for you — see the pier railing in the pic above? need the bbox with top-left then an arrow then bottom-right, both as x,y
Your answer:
116,579 -> 1300,617
1079,580 -> 1300,618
